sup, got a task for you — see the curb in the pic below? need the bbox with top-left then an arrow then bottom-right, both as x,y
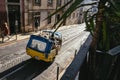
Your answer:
0,54 -> 30,73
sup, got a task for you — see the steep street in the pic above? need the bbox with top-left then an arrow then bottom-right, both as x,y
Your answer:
0,24 -> 89,80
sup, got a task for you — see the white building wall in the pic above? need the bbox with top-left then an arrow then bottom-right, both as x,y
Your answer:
24,0 -> 82,32
40,11 -> 48,28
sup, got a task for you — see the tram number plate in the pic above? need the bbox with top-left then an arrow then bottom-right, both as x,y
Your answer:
35,56 -> 39,60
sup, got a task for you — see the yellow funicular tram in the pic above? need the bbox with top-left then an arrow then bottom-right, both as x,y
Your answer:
26,30 -> 62,62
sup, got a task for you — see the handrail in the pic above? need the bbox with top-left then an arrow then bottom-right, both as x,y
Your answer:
60,34 -> 92,80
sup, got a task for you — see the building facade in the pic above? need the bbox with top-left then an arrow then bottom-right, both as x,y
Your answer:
0,0 -> 24,35
0,0 -> 7,22
24,0 -> 82,32
0,0 -> 83,34
24,0 -> 57,32
62,0 -> 82,25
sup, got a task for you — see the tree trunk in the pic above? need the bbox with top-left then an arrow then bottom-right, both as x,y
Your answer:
89,0 -> 105,79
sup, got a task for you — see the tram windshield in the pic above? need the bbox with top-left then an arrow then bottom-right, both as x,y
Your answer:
31,39 -> 47,52
27,35 -> 53,53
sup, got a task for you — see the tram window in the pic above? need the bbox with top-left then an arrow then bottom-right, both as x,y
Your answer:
31,39 -> 47,52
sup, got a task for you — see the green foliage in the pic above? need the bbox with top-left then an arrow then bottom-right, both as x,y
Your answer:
48,0 -> 120,79
84,0 -> 120,51
47,0 -> 97,31
48,0 -> 120,51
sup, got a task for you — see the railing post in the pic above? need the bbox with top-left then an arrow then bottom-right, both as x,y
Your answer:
57,66 -> 59,80
60,34 -> 92,80
74,49 -> 77,57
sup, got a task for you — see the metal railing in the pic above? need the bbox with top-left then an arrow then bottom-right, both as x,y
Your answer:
60,34 -> 92,80
60,34 -> 120,80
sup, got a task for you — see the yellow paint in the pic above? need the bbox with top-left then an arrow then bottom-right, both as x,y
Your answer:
26,48 -> 57,62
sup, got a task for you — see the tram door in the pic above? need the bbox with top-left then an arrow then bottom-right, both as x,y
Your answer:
8,5 -> 20,34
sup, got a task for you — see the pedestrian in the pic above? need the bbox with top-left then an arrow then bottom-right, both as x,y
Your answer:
0,26 -> 4,43
4,21 -> 10,38
35,19 -> 39,32
0,20 -> 10,43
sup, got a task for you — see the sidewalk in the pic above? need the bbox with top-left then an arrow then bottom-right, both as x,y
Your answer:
0,26 -> 65,45
0,23 -> 85,73
0,31 -> 41,46
0,23 -> 85,46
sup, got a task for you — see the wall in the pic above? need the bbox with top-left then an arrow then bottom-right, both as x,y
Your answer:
0,0 -> 7,23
